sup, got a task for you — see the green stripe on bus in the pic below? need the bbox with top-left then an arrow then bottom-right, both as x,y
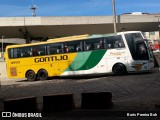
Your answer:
65,51 -> 92,71
77,50 -> 106,70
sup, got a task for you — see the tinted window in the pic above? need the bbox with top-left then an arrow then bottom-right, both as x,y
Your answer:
64,41 -> 82,53
47,43 -> 63,54
33,45 -> 46,56
8,49 -> 15,58
104,35 -> 125,49
18,47 -> 33,57
8,46 -> 33,58
84,38 -> 103,51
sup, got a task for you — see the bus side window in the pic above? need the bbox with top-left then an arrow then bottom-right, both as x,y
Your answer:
64,45 -> 68,53
16,49 -> 21,58
8,49 -> 13,58
57,47 -> 62,53
94,43 -> 100,49
68,46 -> 75,52
104,36 -> 122,49
108,44 -> 112,48
48,43 -> 63,54
85,45 -> 91,51
27,50 -> 33,56
76,46 -> 81,51
95,41 -> 103,49
84,38 -> 104,51
34,45 -> 46,56
107,43 -> 114,49
48,47 -> 57,54
19,47 -> 33,57
63,41 -> 82,53
114,41 -> 119,48
33,49 -> 37,56
118,42 -> 122,47
114,36 -> 125,48
103,41 -> 107,49
99,41 -> 103,49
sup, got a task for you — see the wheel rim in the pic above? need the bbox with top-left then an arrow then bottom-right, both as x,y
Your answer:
40,72 -> 47,79
38,70 -> 48,80
113,64 -> 126,75
28,73 -> 34,79
27,71 -> 36,81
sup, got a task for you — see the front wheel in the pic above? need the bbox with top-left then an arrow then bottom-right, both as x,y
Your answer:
112,63 -> 126,76
26,70 -> 36,81
37,69 -> 48,80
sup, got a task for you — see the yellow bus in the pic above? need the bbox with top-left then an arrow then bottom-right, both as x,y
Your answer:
5,31 -> 154,81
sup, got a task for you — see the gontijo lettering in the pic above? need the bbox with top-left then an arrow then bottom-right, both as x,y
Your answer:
34,55 -> 68,63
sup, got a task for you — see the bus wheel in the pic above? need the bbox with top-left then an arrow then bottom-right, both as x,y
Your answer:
37,69 -> 48,80
26,70 -> 36,81
112,63 -> 126,75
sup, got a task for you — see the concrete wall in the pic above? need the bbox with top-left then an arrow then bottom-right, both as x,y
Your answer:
0,17 -> 41,26
0,61 -> 7,78
0,38 -> 26,44
0,15 -> 160,38
0,15 -> 158,26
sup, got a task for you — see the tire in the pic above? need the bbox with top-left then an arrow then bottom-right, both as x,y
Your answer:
112,63 -> 126,76
26,70 -> 36,81
37,69 -> 48,80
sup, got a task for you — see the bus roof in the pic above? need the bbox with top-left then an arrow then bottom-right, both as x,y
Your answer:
6,34 -> 89,48
47,33 -> 117,41
6,31 -> 141,49
88,33 -> 116,39
47,34 -> 89,42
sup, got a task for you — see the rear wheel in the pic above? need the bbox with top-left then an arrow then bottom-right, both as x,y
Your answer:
26,70 -> 36,81
112,63 -> 126,75
37,69 -> 48,80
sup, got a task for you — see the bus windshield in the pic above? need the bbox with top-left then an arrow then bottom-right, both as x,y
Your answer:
125,33 -> 149,60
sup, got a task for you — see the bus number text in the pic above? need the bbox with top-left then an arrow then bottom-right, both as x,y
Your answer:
11,61 -> 20,64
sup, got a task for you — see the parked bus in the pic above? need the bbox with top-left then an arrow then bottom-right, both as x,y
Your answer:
5,31 -> 154,81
